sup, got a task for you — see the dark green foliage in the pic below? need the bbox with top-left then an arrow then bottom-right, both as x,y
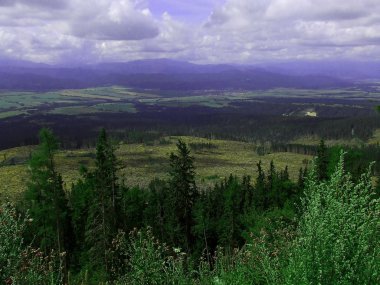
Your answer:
119,186 -> 147,234
192,187 -> 215,263
255,160 -> 266,209
22,128 -> 70,282
285,154 -> 380,284
69,175 -> 91,266
241,175 -> 254,213
188,142 -> 218,151
114,229 -> 190,285
13,128 -> 380,284
68,128 -> 122,280
143,178 -> 168,241
216,175 -> 244,250
297,167 -> 307,190
167,139 -> 198,252
83,129 -> 120,275
316,139 -> 329,181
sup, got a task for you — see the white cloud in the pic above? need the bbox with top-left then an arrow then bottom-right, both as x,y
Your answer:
69,0 -> 159,41
1,0 -> 380,63
0,0 -> 68,9
200,0 -> 380,62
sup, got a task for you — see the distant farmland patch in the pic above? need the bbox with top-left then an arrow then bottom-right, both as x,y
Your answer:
94,103 -> 137,113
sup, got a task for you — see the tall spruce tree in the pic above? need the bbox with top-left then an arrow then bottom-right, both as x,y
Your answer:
267,160 -> 279,207
316,139 -> 329,181
69,168 -> 92,262
167,139 -> 198,252
84,128 -> 119,275
144,178 -> 167,241
241,175 -> 254,213
255,161 -> 266,209
23,128 -> 70,279
217,175 -> 243,250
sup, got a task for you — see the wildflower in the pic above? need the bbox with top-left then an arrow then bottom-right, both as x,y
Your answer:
173,247 -> 181,253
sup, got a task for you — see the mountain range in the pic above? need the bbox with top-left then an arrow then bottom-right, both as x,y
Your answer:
0,58 -> 378,91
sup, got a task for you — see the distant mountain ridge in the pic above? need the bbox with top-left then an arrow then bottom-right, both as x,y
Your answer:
0,58 -> 366,91
258,60 -> 380,80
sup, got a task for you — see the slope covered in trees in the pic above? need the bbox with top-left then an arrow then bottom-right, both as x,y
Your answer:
0,129 -> 379,284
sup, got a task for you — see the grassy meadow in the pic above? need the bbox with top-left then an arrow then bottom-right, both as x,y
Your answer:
0,136 -> 311,200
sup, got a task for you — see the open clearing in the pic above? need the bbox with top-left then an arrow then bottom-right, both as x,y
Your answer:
0,136 -> 311,200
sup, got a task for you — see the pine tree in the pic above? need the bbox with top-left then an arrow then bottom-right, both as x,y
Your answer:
167,139 -> 198,252
217,175 -> 243,249
23,128 -> 70,280
241,175 -> 254,213
192,188 -> 214,263
255,161 -> 266,209
297,167 -> 305,190
267,160 -> 280,208
69,168 -> 92,259
84,128 -> 119,275
316,139 -> 329,181
144,178 -> 167,241
281,166 -> 289,181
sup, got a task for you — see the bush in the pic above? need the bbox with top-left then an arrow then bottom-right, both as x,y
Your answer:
284,153 -> 380,284
0,203 -> 24,283
115,228 -> 190,285
0,203 -> 63,285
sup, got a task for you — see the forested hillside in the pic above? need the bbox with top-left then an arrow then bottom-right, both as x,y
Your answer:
1,128 -> 379,284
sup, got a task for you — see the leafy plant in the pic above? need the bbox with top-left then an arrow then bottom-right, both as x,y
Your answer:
285,153 -> 380,284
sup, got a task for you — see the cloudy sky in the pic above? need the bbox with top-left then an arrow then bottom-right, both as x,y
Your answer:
1,0 -> 380,64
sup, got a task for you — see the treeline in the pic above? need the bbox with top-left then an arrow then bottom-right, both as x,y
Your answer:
1,99 -> 380,151
1,129 -> 379,284
263,140 -> 380,180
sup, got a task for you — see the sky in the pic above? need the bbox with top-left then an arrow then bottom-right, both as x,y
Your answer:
0,0 -> 380,64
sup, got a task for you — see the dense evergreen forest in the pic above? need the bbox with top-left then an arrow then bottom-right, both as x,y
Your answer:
1,128 -> 379,284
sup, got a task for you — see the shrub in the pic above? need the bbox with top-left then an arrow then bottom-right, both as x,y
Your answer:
115,228 -> 190,285
0,203 -> 63,285
0,203 -> 24,283
284,153 -> 380,284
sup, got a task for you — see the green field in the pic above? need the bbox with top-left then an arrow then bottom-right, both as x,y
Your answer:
1,86 -> 379,119
0,86 -> 157,118
0,136 -> 311,200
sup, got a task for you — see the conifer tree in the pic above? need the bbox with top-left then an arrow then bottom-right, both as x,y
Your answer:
255,161 -> 266,209
316,139 -> 329,181
297,167 -> 305,190
241,175 -> 254,213
193,188 -> 214,262
267,160 -> 279,207
84,128 -> 119,275
69,169 -> 92,258
144,178 -> 167,241
217,175 -> 243,249
167,139 -> 198,251
23,128 -> 70,280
